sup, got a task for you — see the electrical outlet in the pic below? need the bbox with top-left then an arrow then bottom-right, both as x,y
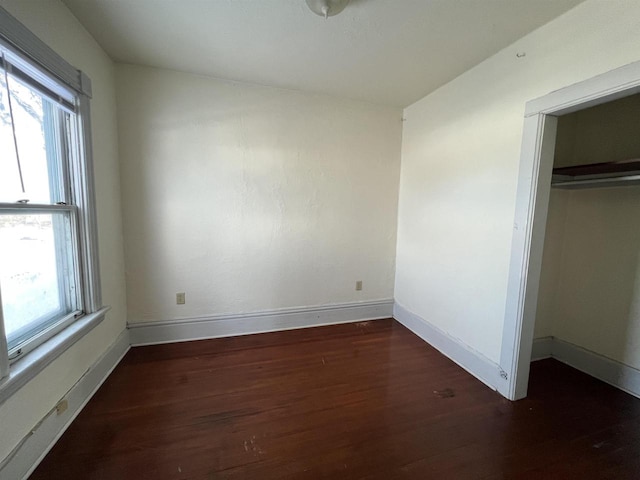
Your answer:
176,292 -> 186,305
56,399 -> 68,416
356,280 -> 363,291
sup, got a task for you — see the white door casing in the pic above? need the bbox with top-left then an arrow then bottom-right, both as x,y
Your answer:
501,60 -> 640,401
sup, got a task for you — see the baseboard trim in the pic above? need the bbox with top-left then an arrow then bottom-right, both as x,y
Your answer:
531,336 -> 554,361
128,299 -> 394,346
393,303 -> 506,392
0,329 -> 130,480
531,337 -> 640,399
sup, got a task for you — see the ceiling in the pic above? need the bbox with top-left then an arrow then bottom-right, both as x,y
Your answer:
62,0 -> 583,107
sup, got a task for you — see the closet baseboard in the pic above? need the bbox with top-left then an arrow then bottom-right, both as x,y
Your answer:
531,337 -> 640,399
531,336 -> 553,361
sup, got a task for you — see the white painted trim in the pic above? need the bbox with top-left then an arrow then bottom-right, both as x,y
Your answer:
530,337 -> 640,400
530,336 -> 553,361
0,289 -> 9,380
0,329 -> 130,480
552,339 -> 640,399
74,93 -> 102,313
129,300 -> 394,346
0,307 -> 110,405
393,302 -> 507,393
501,114 -> 557,400
525,61 -> 640,117
501,59 -> 640,401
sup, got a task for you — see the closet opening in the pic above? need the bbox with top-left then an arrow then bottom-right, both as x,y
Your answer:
500,61 -> 640,401
531,93 -> 640,398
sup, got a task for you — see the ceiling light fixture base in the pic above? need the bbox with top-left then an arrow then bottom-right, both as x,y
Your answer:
305,0 -> 350,19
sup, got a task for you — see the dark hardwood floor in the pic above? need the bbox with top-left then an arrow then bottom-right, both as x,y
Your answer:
31,319 -> 640,479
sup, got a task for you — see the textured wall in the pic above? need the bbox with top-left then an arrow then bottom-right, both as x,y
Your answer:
116,64 -> 402,324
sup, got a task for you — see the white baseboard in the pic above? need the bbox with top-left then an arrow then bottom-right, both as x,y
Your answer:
393,302 -> 506,392
531,336 -> 554,361
129,299 -> 394,346
531,336 -> 640,399
0,329 -> 130,480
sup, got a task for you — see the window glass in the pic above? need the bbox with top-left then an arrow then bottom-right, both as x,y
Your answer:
0,67 -> 66,204
0,212 -> 77,351
0,69 -> 21,200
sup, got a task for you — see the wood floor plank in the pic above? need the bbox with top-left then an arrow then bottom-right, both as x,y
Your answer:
30,319 -> 640,479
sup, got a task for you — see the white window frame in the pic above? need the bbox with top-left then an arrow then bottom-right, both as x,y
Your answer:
0,6 -> 108,403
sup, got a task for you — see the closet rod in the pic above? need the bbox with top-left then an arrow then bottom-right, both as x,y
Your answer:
551,174 -> 640,189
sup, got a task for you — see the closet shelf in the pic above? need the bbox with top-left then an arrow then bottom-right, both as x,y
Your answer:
551,159 -> 640,189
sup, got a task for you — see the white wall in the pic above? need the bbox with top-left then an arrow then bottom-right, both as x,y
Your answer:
395,0 -> 640,364
116,65 -> 402,324
0,0 -> 126,463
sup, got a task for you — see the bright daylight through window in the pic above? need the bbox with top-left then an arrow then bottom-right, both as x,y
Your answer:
0,34 -> 102,382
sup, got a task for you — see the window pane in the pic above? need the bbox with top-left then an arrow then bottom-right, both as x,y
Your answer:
0,212 -> 78,350
0,68 -> 22,200
0,70 -> 67,204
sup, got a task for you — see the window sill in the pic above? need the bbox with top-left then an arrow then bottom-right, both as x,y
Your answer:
0,306 -> 110,406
